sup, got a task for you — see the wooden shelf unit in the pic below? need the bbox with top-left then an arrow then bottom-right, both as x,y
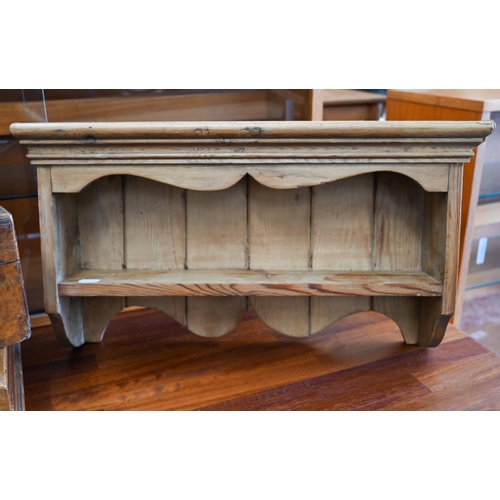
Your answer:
10,120 -> 493,349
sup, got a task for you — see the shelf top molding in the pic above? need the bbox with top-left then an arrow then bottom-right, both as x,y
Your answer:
9,121 -> 495,169
10,120 -> 495,140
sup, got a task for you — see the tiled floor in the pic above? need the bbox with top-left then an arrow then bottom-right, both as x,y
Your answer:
461,291 -> 500,354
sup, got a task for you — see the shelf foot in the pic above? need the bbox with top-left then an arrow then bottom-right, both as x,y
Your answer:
372,296 -> 450,347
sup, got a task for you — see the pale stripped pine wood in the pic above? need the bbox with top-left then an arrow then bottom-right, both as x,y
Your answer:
248,178 -> 310,270
124,177 -> 186,325
443,165 -> 463,316
9,121 -> 494,346
373,173 -> 423,271
186,179 -> 247,269
186,179 -> 248,337
372,296 -> 420,344
249,178 -> 311,337
57,269 -> 443,297
186,297 -> 248,338
372,173 -> 425,344
310,174 -> 375,333
37,169 -> 85,346
249,297 -> 310,338
421,189 -> 448,283
310,296 -> 372,334
10,120 -> 494,140
312,175 -> 374,270
78,176 -> 126,342
49,164 -> 451,194
79,175 -> 124,270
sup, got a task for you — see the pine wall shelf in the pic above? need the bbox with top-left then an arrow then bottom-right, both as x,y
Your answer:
10,121 -> 494,348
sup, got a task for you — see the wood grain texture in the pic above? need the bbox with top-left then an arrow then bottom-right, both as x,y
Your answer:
0,344 -> 24,411
11,120 -> 494,140
123,177 -> 187,325
50,164 -> 451,194
0,206 -> 20,265
57,269 -> 443,297
385,91 -> 499,328
124,176 -> 185,270
0,262 -> 31,347
186,178 -> 248,337
79,175 -> 124,270
19,307 -> 500,411
387,89 -> 500,113
186,179 -> 247,270
0,207 -> 31,347
248,179 -> 311,336
249,179 -> 310,270
312,174 -> 374,271
373,173 -> 423,271
12,120 -> 494,346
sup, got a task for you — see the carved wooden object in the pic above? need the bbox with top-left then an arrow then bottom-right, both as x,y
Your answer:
0,206 -> 30,410
10,121 -> 494,348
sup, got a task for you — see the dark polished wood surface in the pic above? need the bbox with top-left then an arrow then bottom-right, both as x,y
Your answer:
21,308 -> 500,410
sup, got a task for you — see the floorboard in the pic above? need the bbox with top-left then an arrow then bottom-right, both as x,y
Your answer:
21,308 -> 500,410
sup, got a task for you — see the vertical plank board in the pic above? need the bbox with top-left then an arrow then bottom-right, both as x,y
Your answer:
310,175 -> 374,333
124,176 -> 186,325
186,179 -> 248,337
78,175 -> 125,342
249,178 -> 310,337
249,178 -> 310,270
373,172 -> 423,271
125,176 -> 185,270
311,174 -> 374,271
187,179 -> 247,269
78,175 -> 124,270
372,173 -> 424,343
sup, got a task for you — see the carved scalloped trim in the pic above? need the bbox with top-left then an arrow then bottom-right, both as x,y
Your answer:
50,164 -> 451,193
72,296 -> 450,348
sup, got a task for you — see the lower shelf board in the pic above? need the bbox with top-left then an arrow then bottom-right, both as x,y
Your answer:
58,269 -> 443,297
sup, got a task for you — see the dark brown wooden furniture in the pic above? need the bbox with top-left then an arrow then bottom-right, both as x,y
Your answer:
0,206 -> 30,410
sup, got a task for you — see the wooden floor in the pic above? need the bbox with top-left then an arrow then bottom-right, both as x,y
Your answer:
21,308 -> 500,410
